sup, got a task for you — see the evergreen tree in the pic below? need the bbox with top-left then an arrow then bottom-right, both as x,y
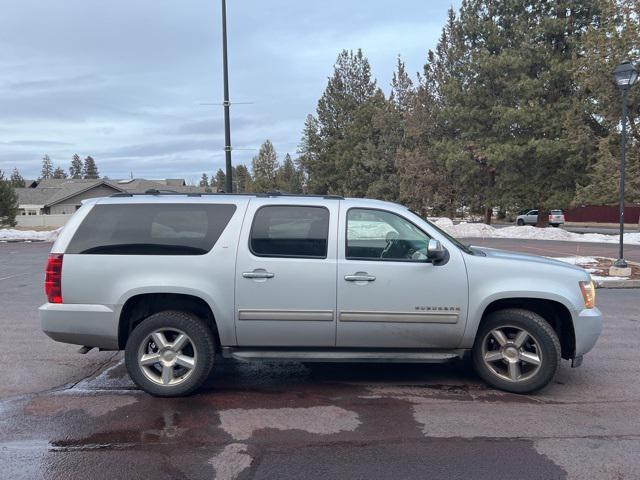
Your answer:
396,1 -> 605,223
69,154 -> 83,179
251,140 -> 279,192
82,156 -> 99,179
301,49 -> 377,194
40,155 -> 54,180
573,0 -> 640,205
277,153 -> 303,193
234,164 -> 252,193
53,166 -> 67,179
576,137 -> 640,204
335,89 -> 402,200
297,115 -> 321,191
199,173 -> 209,187
0,170 -> 18,227
10,168 -> 25,188
213,169 -> 226,192
390,56 -> 414,114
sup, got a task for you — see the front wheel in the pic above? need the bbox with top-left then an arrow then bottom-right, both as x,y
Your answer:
472,308 -> 561,394
516,219 -> 525,226
125,310 -> 215,397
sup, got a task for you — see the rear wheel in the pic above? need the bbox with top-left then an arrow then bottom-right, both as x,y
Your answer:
125,310 -> 215,397
472,308 -> 560,394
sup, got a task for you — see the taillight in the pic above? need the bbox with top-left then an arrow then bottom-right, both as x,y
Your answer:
45,254 -> 63,303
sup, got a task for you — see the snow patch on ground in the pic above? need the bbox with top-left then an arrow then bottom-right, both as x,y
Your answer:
0,228 -> 61,242
432,218 -> 640,245
552,256 -> 599,265
550,256 -> 630,281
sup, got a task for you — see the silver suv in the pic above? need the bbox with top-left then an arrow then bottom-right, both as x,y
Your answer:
40,193 -> 602,396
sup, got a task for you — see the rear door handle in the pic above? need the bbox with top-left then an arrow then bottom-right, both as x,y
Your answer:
344,274 -> 376,282
243,271 -> 275,279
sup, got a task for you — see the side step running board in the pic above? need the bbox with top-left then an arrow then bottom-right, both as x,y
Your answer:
222,347 -> 464,363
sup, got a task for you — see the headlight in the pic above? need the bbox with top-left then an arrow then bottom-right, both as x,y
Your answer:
579,280 -> 596,309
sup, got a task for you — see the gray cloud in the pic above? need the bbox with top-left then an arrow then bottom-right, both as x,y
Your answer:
0,0 -> 460,179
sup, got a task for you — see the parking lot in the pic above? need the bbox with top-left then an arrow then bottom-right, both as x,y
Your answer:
1,241 -> 639,479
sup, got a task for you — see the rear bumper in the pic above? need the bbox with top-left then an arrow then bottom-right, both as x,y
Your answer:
573,307 -> 603,358
39,303 -> 119,350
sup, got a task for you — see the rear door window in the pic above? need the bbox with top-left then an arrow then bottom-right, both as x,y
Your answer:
66,203 -> 236,255
250,205 -> 329,258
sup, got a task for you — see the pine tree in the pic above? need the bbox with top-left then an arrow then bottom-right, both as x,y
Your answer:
234,164 -> 252,193
573,0 -> 640,206
213,169 -> 226,192
83,156 -> 99,179
53,166 -> 67,179
300,49 -> 377,194
297,115 -> 321,191
395,1 -> 605,223
251,140 -> 279,192
576,137 -> 640,205
40,155 -> 54,180
10,168 -> 25,188
277,153 -> 303,193
0,170 -> 18,227
199,173 -> 209,187
69,154 -> 83,179
390,56 -> 414,113
335,89 -> 402,200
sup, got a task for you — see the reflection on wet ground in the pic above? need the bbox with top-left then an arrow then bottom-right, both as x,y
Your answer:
1,287 -> 639,479
3,355 -> 638,480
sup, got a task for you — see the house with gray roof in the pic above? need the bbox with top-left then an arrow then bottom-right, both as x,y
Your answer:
15,178 -> 207,216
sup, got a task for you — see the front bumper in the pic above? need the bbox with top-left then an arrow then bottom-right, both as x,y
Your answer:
39,303 -> 119,350
573,307 -> 603,358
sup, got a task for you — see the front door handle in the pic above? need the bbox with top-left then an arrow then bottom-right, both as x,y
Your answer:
344,274 -> 376,282
243,271 -> 275,279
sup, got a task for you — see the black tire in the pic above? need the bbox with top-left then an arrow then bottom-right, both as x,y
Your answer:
550,223 -> 559,228
516,219 -> 525,226
472,308 -> 561,394
125,310 -> 215,397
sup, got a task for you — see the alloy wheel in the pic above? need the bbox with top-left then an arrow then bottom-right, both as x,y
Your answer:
481,325 -> 542,383
136,328 -> 198,386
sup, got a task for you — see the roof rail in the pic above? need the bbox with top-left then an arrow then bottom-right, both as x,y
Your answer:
108,192 -> 344,200
145,188 -> 179,195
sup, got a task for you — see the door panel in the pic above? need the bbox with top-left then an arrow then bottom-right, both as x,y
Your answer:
234,200 -> 339,346
337,206 -> 468,348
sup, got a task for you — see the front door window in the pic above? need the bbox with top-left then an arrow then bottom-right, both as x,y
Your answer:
346,208 -> 430,262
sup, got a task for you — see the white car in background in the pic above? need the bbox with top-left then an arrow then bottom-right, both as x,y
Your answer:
516,210 -> 565,227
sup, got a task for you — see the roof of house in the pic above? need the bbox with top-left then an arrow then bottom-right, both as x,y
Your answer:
16,178 -> 207,208
44,180 -> 125,206
14,187 -> 58,205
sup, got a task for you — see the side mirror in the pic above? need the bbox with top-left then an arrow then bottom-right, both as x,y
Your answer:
427,239 -> 446,263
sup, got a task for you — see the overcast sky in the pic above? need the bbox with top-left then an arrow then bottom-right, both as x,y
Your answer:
0,0 -> 459,183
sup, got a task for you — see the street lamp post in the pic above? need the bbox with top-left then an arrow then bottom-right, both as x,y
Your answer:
611,61 -> 638,271
221,0 -> 233,193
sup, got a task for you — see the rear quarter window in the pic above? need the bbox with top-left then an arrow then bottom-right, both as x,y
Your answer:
66,203 -> 236,255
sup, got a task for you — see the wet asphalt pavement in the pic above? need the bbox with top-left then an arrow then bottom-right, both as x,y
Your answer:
1,241 -> 639,479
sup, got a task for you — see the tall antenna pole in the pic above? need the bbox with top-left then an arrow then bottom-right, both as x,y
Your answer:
221,0 -> 233,192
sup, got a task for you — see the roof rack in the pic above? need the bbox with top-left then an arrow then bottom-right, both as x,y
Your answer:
109,191 -> 344,200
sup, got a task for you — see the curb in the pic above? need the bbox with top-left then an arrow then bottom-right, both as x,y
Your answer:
595,279 -> 640,289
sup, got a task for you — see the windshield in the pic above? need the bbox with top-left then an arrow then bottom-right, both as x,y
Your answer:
407,209 -> 474,255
